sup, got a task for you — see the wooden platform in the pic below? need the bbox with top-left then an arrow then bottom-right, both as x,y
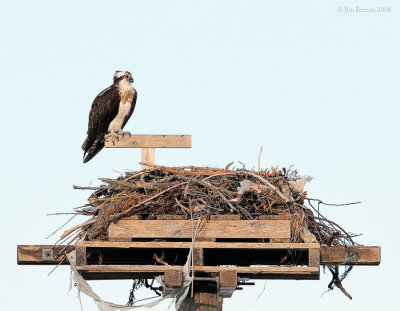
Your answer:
17,216 -> 381,300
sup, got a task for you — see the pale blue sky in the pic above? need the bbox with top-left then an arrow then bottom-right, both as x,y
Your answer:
1,0 -> 398,310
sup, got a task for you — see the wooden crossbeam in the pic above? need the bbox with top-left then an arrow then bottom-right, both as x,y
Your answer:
320,246 -> 381,265
76,241 -> 320,249
17,245 -> 74,265
76,265 -> 319,274
104,134 -> 191,148
17,245 -> 380,266
76,265 -> 320,280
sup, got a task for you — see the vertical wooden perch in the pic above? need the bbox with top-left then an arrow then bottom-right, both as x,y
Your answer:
105,134 -> 191,169
141,148 -> 155,169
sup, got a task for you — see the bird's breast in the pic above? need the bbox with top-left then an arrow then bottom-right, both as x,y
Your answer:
118,80 -> 135,103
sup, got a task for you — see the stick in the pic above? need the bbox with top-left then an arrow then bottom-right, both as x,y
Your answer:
60,219 -> 96,239
307,198 -> 361,207
99,178 -> 140,191
73,185 -> 104,190
244,171 -> 291,203
45,215 -> 77,239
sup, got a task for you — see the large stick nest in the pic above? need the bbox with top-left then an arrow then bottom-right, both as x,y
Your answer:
69,164 -> 359,249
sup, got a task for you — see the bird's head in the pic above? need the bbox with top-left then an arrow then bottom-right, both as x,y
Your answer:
113,71 -> 134,84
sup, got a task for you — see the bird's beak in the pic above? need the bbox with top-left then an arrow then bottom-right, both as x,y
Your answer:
129,77 -> 134,83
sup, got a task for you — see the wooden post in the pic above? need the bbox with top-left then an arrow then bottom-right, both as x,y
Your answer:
178,283 -> 222,311
141,148 -> 155,170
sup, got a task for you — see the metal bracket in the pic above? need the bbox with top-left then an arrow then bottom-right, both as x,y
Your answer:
42,249 -> 54,261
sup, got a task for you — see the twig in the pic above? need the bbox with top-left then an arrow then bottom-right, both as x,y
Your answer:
225,161 -> 234,170
47,212 -> 80,216
307,198 -> 361,207
99,178 -> 140,191
47,254 -> 67,276
73,185 -> 104,190
45,215 -> 77,239
60,219 -> 96,239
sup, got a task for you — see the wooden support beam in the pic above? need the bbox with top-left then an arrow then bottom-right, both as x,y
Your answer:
218,271 -> 237,298
108,220 -> 291,240
17,245 -> 381,266
141,147 -> 155,170
76,265 -> 319,275
105,134 -> 192,148
17,245 -> 74,265
75,246 -> 87,266
320,246 -> 381,265
164,269 -> 183,287
76,241 -> 320,249
179,283 -> 221,311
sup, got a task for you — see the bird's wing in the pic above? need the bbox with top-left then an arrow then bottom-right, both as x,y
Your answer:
82,85 -> 120,162
121,88 -> 137,130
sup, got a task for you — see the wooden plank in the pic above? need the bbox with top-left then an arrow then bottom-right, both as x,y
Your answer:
164,270 -> 183,287
105,134 -> 192,148
262,215 -> 291,243
308,248 -> 320,267
193,248 -> 204,266
141,148 -> 155,170
75,246 -> 87,266
108,237 -> 132,242
17,245 -> 74,265
108,220 -> 290,240
320,246 -> 381,265
19,245 -> 382,266
77,265 -> 319,275
77,241 -> 320,249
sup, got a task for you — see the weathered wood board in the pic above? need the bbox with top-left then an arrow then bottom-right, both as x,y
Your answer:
108,220 -> 291,239
17,245 -> 74,265
105,134 -> 192,148
76,241 -> 320,249
76,265 -> 319,274
320,246 -> 381,265
17,244 -> 380,265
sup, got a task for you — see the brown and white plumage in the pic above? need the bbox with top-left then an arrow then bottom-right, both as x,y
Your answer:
82,71 -> 137,163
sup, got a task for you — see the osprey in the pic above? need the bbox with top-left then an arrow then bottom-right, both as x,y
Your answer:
82,71 -> 137,163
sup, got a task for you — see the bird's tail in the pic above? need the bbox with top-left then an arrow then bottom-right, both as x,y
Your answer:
82,137 -> 105,163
